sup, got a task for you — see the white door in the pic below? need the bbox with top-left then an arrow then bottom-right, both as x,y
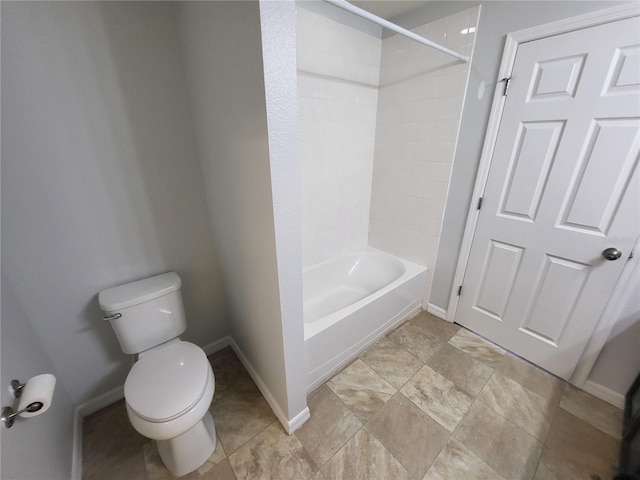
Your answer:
456,15 -> 640,380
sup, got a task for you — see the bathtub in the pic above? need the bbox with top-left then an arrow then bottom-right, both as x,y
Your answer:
304,248 -> 427,391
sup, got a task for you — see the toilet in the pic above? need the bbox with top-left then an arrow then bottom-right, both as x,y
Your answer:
98,272 -> 216,477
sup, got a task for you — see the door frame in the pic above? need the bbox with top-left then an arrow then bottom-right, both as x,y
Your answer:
447,3 -> 640,389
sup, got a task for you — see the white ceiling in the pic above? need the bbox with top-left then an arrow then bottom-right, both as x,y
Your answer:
351,1 -> 431,20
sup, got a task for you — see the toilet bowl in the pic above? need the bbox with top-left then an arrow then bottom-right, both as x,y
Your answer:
99,272 -> 217,477
125,341 -> 216,476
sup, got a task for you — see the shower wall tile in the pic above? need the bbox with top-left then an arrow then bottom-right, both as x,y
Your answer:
297,5 -> 382,267
369,7 -> 479,301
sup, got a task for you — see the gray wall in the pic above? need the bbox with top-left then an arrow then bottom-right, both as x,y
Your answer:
391,0 -> 636,398
390,1 -> 629,309
588,271 -> 640,395
1,1 -> 229,406
1,274 -> 76,479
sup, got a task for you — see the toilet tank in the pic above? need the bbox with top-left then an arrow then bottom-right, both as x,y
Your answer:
98,272 -> 187,354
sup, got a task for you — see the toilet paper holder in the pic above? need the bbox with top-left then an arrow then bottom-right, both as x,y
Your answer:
1,379 -> 44,429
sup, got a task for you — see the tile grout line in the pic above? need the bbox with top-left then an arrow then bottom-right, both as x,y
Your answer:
448,398 -> 507,480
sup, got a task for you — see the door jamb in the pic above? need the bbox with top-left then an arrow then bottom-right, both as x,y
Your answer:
446,3 -> 640,388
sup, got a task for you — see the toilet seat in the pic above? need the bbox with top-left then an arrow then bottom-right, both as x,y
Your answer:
125,341 -> 210,422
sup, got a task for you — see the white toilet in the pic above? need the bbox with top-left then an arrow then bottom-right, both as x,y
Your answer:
99,272 -> 216,477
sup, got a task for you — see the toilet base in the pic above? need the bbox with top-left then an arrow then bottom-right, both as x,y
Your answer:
157,411 -> 216,477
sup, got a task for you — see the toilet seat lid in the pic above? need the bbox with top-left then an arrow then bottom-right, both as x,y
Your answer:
125,341 -> 210,422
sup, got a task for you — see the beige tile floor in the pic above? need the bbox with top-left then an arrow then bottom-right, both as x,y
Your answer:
83,312 -> 624,480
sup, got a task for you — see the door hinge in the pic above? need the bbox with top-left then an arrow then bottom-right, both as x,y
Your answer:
477,197 -> 484,210
458,285 -> 463,296
502,77 -> 511,96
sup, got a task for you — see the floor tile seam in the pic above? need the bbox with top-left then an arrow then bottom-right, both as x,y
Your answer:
484,369 -> 559,424
410,317 -> 460,344
531,394 -> 565,479
363,413 -> 447,480
360,335 -> 425,367
474,391 -> 551,444
450,398 -> 542,480
358,350 -> 426,393
556,404 -> 622,442
445,338 -> 506,370
222,422 -> 308,479
302,383 -> 367,470
360,425 -> 417,480
327,359 -> 399,399
225,421 -> 318,480
494,354 -> 568,408
360,396 -> 408,457
426,344 -> 498,398
395,387 -> 466,434
437,433 -> 507,480
560,385 -> 624,438
459,397 -> 544,449
453,325 -> 507,353
219,418 -> 279,459
322,380 -> 367,421
404,361 -> 477,407
385,326 -> 437,362
500,350 -> 567,385
310,418 -> 367,476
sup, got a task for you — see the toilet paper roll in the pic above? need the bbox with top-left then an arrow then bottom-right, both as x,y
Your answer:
17,374 -> 56,418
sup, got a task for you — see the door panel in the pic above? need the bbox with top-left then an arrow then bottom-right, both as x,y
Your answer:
500,121 -> 565,221
456,15 -> 640,380
558,118 -> 639,234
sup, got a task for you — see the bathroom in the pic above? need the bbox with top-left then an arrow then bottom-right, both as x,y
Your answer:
1,1 -> 639,479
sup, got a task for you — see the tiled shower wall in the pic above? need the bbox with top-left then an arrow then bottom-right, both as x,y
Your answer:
297,5 -> 382,267
368,8 -> 479,295
298,4 -> 479,282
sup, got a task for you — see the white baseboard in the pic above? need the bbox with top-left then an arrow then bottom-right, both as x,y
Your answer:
582,379 -> 625,409
227,338 -> 309,434
71,407 -> 83,480
288,407 -> 311,433
77,385 -> 125,418
201,336 -> 231,356
71,335 -> 233,480
426,303 -> 448,320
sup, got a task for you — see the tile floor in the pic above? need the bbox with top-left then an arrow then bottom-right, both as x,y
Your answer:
83,312 -> 624,480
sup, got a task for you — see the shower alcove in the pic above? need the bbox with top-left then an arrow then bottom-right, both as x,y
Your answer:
296,0 -> 480,389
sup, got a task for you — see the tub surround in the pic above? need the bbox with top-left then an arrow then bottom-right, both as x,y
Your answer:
369,7 -> 480,300
304,248 -> 427,391
297,4 -> 480,307
297,3 -> 382,267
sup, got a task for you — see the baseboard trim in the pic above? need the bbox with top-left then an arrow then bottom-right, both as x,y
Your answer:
288,407 -> 311,433
582,380 -> 625,409
77,385 -> 125,418
201,336 -> 232,357
71,407 -> 83,480
227,338 -> 308,434
71,335 -> 233,480
426,303 -> 447,320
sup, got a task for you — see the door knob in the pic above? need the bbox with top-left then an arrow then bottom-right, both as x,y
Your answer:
602,247 -> 622,260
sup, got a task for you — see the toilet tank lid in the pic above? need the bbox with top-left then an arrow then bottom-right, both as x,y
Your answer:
99,272 -> 181,311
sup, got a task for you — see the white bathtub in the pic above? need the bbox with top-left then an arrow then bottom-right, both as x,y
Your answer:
304,248 -> 427,391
